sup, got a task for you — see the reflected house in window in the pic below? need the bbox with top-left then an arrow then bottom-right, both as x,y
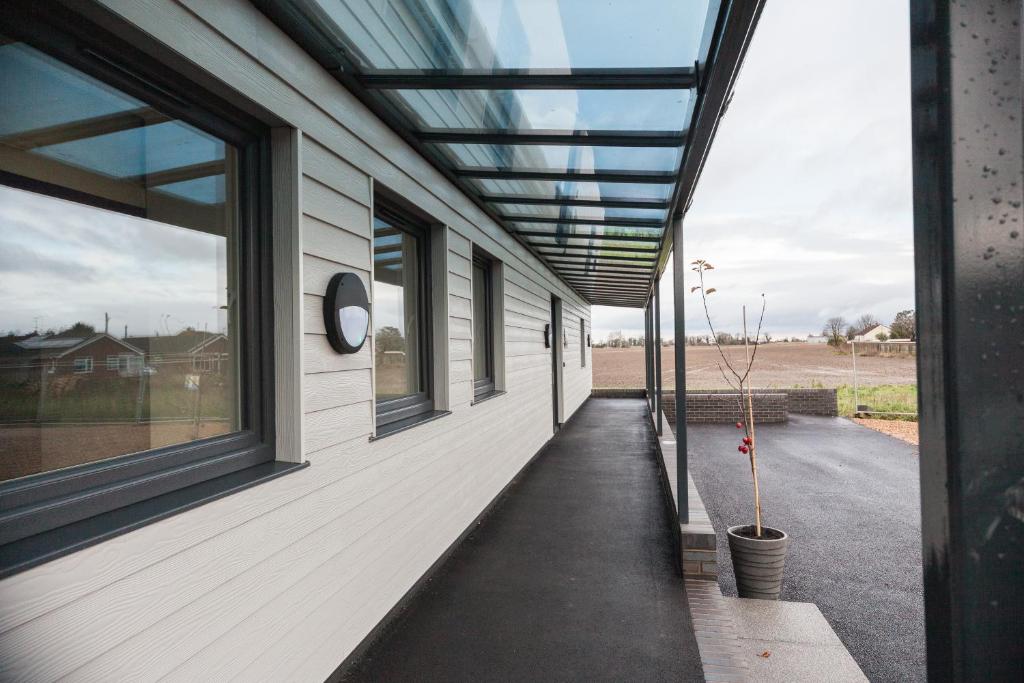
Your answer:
0,332 -> 143,381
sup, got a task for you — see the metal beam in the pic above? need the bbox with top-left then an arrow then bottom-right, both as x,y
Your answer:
124,159 -> 225,188
526,243 -> 659,255
654,276 -> 663,436
503,215 -> 664,228
483,195 -> 670,210
562,275 -> 653,285
547,262 -> 653,273
419,129 -> 685,147
454,168 -> 678,184
537,252 -> 656,263
671,215 -> 688,522
358,66 -> 698,90
910,1 -> 1023,679
512,230 -> 664,243
0,106 -> 169,150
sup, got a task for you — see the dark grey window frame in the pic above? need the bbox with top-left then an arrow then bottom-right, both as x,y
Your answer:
0,5 -> 306,579
373,201 -> 435,432
472,251 -> 496,400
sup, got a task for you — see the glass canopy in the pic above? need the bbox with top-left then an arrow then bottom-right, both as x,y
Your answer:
263,0 -> 726,306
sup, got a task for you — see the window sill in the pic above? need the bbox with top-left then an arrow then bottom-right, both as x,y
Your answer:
470,390 -> 506,406
371,410 -> 451,441
0,459 -> 308,579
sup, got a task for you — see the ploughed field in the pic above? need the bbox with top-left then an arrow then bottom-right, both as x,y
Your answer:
594,342 -> 917,390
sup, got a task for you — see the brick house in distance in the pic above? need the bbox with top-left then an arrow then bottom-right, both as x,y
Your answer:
0,333 -> 144,382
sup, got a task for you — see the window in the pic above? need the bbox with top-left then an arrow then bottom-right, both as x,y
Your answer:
472,251 -> 496,399
0,9 -> 301,578
580,318 -> 587,367
373,201 -> 433,431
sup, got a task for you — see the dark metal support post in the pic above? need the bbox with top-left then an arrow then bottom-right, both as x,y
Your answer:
910,1 -> 1023,679
670,216 -> 688,522
654,277 -> 663,436
644,302 -> 652,410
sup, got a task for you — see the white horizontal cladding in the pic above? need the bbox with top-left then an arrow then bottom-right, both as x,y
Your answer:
0,2 -> 592,682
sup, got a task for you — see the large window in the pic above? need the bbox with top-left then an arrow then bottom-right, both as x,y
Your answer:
373,201 -> 433,431
472,251 -> 496,399
0,9 -> 298,578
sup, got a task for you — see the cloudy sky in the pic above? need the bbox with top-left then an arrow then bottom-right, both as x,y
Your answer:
591,0 -> 915,342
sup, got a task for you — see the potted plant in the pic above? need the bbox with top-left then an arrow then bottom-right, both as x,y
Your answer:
691,259 -> 789,600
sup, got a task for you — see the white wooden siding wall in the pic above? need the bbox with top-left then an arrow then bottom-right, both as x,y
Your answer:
0,1 -> 593,681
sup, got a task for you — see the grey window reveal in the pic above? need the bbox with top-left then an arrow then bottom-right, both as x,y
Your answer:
472,251 -> 495,399
373,201 -> 434,429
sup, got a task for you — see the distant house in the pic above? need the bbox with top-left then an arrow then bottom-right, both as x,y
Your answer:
851,324 -> 892,342
806,334 -> 830,344
0,333 -> 144,381
126,330 -> 229,373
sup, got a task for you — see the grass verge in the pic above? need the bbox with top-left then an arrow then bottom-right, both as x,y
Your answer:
837,384 -> 917,420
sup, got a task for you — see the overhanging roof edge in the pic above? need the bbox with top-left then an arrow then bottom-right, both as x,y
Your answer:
646,0 -> 767,301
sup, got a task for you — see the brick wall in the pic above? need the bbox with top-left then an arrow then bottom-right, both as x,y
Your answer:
662,392 -> 787,424
657,388 -> 837,421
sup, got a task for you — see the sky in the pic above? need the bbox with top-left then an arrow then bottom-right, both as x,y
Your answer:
591,0 -> 915,343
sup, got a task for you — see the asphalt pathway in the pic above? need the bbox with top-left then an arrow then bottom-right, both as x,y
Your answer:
686,415 -> 926,682
341,398 -> 703,682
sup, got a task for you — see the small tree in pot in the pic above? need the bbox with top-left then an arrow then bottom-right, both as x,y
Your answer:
691,259 -> 789,600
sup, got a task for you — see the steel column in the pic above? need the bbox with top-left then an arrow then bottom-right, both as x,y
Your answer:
910,2 -> 1023,680
644,303 -> 653,411
654,276 -> 663,436
671,216 -> 688,522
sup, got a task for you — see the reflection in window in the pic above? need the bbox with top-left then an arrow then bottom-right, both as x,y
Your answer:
373,204 -> 432,428
0,39 -> 238,483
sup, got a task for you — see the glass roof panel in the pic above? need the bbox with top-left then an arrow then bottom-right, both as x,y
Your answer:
263,0 -> 733,306
468,179 -> 674,201
436,143 -> 683,172
390,89 -> 690,131
495,204 -> 666,221
305,0 -> 711,70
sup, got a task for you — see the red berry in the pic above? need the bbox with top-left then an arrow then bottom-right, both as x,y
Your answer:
739,445 -> 749,454
743,437 -> 752,445
735,422 -> 743,429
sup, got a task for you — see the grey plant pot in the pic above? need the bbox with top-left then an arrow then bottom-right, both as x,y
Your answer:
727,525 -> 789,600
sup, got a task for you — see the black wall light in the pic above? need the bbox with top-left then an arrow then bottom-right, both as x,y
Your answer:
587,333 -> 591,347
544,323 -> 551,348
323,273 -> 369,354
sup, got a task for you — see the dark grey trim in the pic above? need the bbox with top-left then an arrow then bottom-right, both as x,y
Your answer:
370,410 -> 451,440
421,129 -> 686,147
357,66 -> 698,90
469,390 -> 506,407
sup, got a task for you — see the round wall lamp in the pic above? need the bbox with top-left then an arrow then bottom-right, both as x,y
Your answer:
323,272 -> 369,354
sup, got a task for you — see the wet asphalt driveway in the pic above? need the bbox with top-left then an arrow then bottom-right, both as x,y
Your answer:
685,415 -> 926,682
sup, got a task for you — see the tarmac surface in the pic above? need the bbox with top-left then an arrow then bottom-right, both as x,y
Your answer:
340,398 -> 703,682
686,414 -> 926,682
